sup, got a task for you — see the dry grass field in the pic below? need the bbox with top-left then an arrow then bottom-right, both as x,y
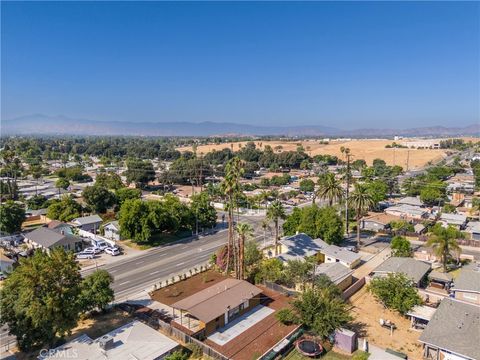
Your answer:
177,139 -> 457,170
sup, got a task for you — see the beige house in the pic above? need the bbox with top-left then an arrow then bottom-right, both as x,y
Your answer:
451,265 -> 480,305
171,279 -> 262,337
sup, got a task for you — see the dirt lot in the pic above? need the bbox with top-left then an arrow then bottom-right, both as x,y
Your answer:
348,287 -> 423,360
177,139 -> 453,169
151,270 -> 229,306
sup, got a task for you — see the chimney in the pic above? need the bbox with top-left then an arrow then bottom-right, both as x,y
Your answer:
98,335 -> 114,350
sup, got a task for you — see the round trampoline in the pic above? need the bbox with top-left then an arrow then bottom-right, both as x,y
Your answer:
296,339 -> 323,357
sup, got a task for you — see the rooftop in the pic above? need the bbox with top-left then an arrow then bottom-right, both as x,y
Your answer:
385,204 -> 427,217
39,320 -> 179,360
25,227 -> 78,249
439,213 -> 467,225
419,298 -> 480,360
72,214 -> 103,225
171,279 -> 262,324
397,196 -> 424,207
277,233 -> 328,261
373,257 -> 431,284
452,265 -> 480,293
362,212 -> 401,225
314,262 -> 353,285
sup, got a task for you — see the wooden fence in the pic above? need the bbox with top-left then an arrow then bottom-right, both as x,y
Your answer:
341,277 -> 366,300
123,304 -> 229,360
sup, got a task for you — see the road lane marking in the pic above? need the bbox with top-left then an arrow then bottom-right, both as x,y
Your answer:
117,281 -> 130,286
150,270 -> 160,275
176,262 -> 185,266
135,261 -> 144,265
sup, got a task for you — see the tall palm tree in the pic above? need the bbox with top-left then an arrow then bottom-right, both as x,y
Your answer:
427,224 -> 462,272
235,223 -> 254,279
348,183 -> 375,248
259,190 -> 270,209
316,172 -> 344,206
267,200 -> 286,256
220,157 -> 243,276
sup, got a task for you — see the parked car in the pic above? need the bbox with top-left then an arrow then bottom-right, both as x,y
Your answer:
84,246 -> 102,254
76,252 -> 94,260
345,246 -> 358,253
105,247 -> 121,256
92,241 -> 109,251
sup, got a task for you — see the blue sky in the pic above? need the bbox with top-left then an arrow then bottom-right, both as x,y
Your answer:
1,1 -> 479,129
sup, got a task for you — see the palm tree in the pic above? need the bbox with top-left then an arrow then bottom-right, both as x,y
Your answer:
220,157 -> 243,276
316,173 -> 344,206
235,223 -> 254,279
261,218 -> 271,248
259,190 -> 270,209
427,224 -> 462,272
267,200 -> 286,256
348,183 -> 374,248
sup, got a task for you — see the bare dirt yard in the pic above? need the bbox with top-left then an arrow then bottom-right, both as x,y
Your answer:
178,139 -> 453,170
348,287 -> 423,360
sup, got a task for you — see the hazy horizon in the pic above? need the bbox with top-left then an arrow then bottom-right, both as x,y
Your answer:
2,2 -> 479,129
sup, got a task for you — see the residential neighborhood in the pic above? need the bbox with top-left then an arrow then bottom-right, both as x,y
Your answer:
1,1 -> 480,360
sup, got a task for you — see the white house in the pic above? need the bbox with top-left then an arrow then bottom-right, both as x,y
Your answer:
104,221 -> 122,241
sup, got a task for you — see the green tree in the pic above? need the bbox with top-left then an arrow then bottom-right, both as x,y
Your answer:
390,236 -> 411,257
364,180 -> 388,209
79,270 -> 114,312
349,183 -> 375,248
299,179 -> 315,192
26,194 -> 49,210
427,224 -> 462,272
124,159 -> 155,188
164,350 -> 189,360
278,281 -> 352,339
316,172 -> 344,206
0,249 -> 82,351
95,172 -> 124,190
267,200 -> 286,256
368,273 -> 422,315
220,157 -> 244,277
82,185 -> 116,213
0,201 -> 25,234
389,220 -> 414,234
283,259 -> 314,288
420,183 -> 446,206
47,196 -> 82,222
236,223 -> 254,279
244,240 -> 263,275
55,177 -> 70,196
282,205 -> 344,245
115,187 -> 142,207
118,199 -> 151,243
315,206 -> 344,245
256,258 -> 284,283
190,192 -> 217,230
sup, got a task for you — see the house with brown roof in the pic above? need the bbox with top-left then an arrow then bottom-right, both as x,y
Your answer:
360,212 -> 399,232
171,279 -> 263,337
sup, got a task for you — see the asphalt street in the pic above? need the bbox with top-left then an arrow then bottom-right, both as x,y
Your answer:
82,212 -> 271,302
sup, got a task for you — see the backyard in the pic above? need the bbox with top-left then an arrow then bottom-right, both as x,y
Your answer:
284,348 -> 366,360
348,287 -> 423,360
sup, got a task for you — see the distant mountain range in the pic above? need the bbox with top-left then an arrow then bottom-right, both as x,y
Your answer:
1,114 -> 479,138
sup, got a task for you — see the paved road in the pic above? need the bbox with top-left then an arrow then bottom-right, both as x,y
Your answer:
82,213 -> 270,302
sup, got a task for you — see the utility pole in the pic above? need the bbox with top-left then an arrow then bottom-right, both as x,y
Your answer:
406,150 -> 410,172
345,153 -> 352,236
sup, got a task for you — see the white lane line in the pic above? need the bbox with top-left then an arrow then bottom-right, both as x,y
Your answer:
150,270 -> 160,275
135,261 -> 144,265
117,281 -> 130,286
176,262 -> 185,266
109,270 -> 118,273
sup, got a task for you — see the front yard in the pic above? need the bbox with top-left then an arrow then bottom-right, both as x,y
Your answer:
119,230 -> 193,250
